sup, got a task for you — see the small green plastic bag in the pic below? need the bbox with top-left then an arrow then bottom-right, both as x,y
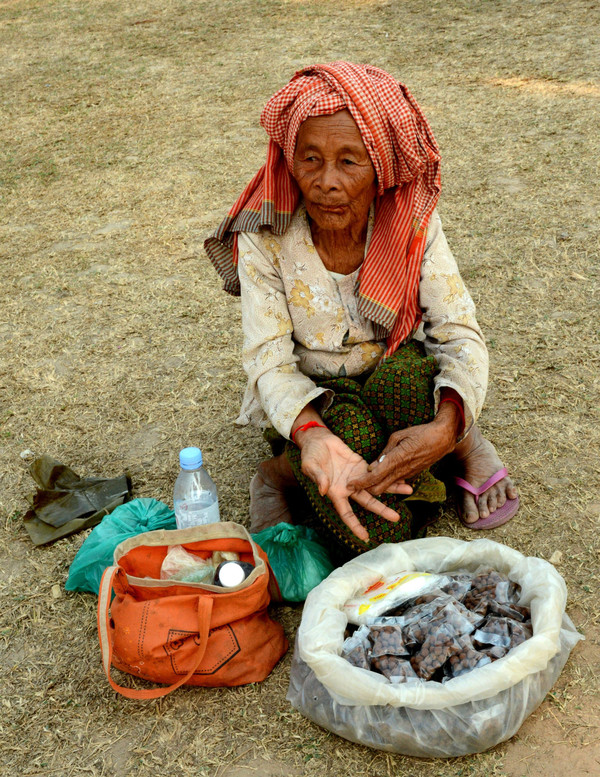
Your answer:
251,523 -> 335,602
65,498 -> 176,594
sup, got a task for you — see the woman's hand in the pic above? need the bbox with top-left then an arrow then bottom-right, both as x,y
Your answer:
349,401 -> 463,496
296,427 -> 411,543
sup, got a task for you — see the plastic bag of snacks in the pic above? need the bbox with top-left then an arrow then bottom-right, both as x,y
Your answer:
287,538 -> 582,757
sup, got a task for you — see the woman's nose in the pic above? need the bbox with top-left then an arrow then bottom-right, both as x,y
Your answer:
316,161 -> 341,191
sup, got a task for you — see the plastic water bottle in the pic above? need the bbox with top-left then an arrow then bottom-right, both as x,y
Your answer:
173,447 -> 220,529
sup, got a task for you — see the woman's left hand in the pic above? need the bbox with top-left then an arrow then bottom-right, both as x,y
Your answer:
349,403 -> 462,496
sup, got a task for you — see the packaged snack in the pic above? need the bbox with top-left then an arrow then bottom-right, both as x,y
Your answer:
410,626 -> 462,680
495,579 -> 521,604
445,635 -> 492,679
488,600 -> 531,622
462,592 -> 493,616
399,600 -> 451,646
369,625 -> 410,658
393,595 -> 454,632
473,616 -> 513,648
508,620 -> 533,647
411,589 -> 448,606
341,625 -> 371,670
464,569 -> 522,609
482,645 -> 509,661
389,661 -> 421,684
371,655 -> 415,681
397,597 -> 480,645
429,599 -> 484,636
343,571 -> 450,624
344,644 -> 370,670
440,573 -> 473,601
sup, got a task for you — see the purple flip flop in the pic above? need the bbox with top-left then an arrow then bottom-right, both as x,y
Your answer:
454,467 -> 519,530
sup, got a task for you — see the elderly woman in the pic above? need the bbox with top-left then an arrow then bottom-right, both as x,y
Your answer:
205,62 -> 519,556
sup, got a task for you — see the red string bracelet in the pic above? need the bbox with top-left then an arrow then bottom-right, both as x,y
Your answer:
439,389 -> 465,435
291,421 -> 327,445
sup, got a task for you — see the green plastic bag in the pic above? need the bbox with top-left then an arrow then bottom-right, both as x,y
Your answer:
251,523 -> 335,602
65,498 -> 176,594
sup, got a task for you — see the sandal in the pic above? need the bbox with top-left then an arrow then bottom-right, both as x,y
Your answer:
454,467 -> 519,529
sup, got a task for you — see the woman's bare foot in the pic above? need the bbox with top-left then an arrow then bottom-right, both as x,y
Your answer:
249,454 -> 298,533
452,426 -> 519,524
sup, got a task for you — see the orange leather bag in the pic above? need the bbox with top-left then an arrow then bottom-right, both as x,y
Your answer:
97,522 -> 288,699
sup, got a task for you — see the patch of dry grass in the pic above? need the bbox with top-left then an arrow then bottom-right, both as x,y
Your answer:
1,1 -> 599,776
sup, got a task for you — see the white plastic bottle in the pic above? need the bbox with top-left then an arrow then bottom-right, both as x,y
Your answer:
173,447 -> 221,529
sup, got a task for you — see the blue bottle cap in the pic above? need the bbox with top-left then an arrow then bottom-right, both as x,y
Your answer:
179,447 -> 203,470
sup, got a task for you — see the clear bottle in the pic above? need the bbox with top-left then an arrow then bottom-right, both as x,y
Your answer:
173,447 -> 221,529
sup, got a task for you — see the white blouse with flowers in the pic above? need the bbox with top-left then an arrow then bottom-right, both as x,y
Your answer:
235,204 -> 488,440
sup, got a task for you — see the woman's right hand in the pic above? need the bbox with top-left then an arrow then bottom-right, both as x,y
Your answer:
295,426 -> 411,543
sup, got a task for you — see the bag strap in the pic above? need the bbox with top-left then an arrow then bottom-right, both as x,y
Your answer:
97,566 -> 214,700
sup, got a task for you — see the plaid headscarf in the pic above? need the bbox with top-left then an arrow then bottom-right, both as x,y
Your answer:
204,61 -> 441,357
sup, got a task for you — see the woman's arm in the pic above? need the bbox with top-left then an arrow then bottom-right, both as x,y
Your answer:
237,231 -> 333,439
349,211 -> 488,494
418,210 -> 489,436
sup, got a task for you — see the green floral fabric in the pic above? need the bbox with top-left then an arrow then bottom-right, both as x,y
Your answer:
283,342 -> 446,558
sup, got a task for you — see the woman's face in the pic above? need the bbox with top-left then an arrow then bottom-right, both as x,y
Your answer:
293,110 -> 376,232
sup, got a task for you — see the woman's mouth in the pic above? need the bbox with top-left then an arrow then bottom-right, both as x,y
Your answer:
315,203 -> 347,213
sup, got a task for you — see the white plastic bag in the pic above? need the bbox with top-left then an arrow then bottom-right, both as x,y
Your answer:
160,545 -> 214,582
287,538 -> 582,757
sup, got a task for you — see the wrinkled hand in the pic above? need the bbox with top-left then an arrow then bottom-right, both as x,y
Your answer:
299,430 -> 411,543
349,420 -> 455,496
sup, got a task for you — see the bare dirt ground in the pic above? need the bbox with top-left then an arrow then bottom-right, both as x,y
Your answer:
1,1 -> 599,775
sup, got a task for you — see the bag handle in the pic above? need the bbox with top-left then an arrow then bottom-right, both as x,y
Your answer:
97,566 -> 214,700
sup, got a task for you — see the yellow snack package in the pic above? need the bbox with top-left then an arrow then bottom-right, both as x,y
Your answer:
343,571 -> 448,624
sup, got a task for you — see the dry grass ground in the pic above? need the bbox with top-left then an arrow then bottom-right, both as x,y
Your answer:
1,0 -> 599,775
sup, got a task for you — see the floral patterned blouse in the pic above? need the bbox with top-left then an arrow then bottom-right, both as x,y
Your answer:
236,204 -> 488,440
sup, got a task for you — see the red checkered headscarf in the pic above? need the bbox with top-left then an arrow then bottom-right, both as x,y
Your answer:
204,61 -> 441,357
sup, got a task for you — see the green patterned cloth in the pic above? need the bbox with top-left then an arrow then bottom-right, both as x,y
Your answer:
268,341 -> 446,558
